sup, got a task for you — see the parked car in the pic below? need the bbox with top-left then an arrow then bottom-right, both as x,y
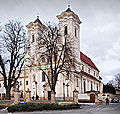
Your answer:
111,97 -> 119,103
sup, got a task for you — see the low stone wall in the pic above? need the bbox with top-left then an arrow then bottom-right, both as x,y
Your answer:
0,100 -> 14,106
57,100 -> 74,105
30,100 -> 51,104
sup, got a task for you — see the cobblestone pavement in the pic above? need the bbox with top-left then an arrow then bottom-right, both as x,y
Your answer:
0,103 -> 120,114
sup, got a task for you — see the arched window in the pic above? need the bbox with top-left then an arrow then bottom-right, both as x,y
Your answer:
97,84 -> 98,91
42,57 -> 45,62
94,71 -> 96,76
82,65 -> 84,71
75,28 -> 77,37
88,68 -> 90,74
91,82 -> 93,91
64,26 -> 68,35
84,80 -> 86,93
77,78 -> 79,87
42,72 -> 45,81
32,35 -> 35,42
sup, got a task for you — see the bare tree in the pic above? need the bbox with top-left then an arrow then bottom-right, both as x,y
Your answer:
107,80 -> 114,87
107,73 -> 120,88
0,20 -> 27,99
115,73 -> 120,88
30,25 -> 76,97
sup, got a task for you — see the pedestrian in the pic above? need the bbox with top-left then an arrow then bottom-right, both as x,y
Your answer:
32,96 -> 34,100
36,95 -> 39,100
106,97 -> 109,105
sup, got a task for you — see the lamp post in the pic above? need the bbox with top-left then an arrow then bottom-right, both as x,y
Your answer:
66,83 -> 69,97
35,81 -> 38,100
63,82 -> 65,100
12,49 -> 27,102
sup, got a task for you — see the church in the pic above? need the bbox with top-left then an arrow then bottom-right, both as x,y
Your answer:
0,6 -> 103,102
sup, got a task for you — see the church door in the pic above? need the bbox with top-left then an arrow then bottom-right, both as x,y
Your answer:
90,94 -> 95,103
48,91 -> 51,100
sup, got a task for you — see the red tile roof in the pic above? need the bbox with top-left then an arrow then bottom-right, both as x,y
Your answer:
80,52 -> 99,71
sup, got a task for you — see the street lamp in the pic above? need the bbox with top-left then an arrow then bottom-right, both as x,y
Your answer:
63,82 -> 65,100
66,83 -> 69,97
35,81 -> 38,100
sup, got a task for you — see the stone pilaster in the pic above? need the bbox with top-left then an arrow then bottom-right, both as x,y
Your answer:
26,89 -> 31,102
73,89 -> 78,104
14,90 -> 20,104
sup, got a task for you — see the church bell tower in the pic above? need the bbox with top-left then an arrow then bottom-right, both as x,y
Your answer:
56,5 -> 82,60
26,16 -> 46,66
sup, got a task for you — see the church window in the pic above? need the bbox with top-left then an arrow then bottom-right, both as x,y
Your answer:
0,83 -> 1,87
96,73 -> 99,77
77,78 -> 79,87
42,57 -> 45,62
82,65 -> 84,71
84,80 -> 86,93
75,28 -> 77,37
42,72 -> 46,81
91,82 -> 93,91
20,81 -> 22,85
26,81 -> 28,85
64,26 -> 68,35
32,35 -> 35,42
94,71 -> 96,76
88,68 -> 90,74
97,84 -> 98,91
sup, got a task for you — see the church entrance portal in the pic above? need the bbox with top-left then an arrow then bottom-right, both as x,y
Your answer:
48,91 -> 51,100
90,94 -> 95,103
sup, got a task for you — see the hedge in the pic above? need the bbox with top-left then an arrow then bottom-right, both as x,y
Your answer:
0,105 -> 6,110
8,103 -> 80,112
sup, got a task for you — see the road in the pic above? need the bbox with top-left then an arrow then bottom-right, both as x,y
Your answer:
0,103 -> 120,114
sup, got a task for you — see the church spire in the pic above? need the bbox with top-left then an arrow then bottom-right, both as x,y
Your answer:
37,13 -> 39,19
34,13 -> 42,24
68,1 -> 70,8
65,1 -> 72,12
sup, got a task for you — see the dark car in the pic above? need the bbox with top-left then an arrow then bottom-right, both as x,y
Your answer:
111,97 -> 119,103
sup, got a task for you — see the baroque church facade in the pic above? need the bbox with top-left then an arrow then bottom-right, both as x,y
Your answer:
0,7 -> 103,101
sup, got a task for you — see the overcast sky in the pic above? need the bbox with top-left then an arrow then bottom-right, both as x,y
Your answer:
0,0 -> 120,84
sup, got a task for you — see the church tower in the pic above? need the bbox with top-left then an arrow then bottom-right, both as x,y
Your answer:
56,5 -> 82,60
26,16 -> 46,66
26,16 -> 46,98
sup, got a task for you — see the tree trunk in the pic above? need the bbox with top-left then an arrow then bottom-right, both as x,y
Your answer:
6,87 -> 11,100
51,90 -> 56,103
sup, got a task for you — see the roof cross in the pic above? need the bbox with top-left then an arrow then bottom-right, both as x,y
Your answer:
68,1 -> 71,8
37,13 -> 39,19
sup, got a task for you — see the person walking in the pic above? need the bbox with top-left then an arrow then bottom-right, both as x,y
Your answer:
106,97 -> 109,105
